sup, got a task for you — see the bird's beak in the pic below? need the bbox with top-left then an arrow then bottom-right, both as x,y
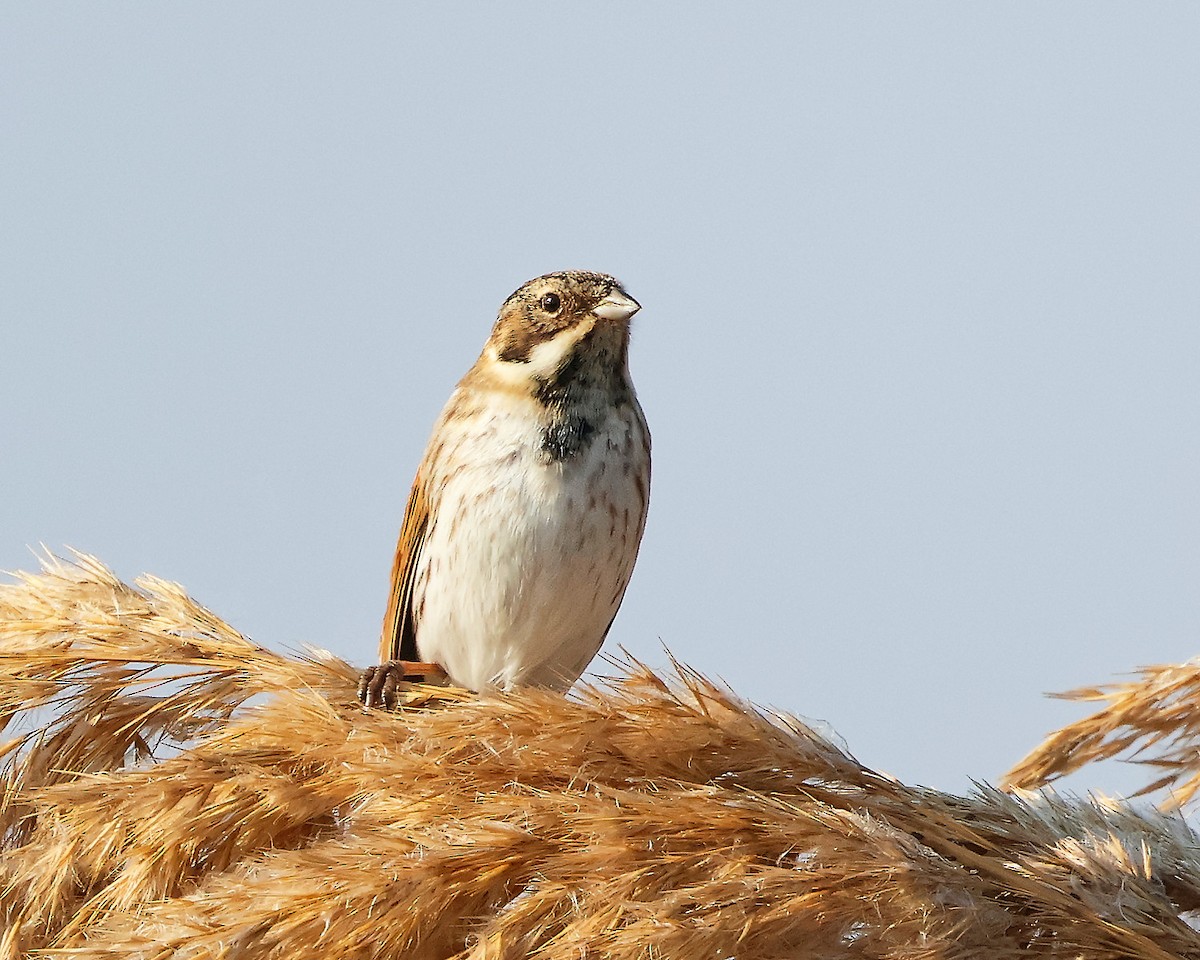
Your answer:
591,288 -> 641,322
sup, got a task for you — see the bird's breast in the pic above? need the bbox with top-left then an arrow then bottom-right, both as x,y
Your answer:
413,392 -> 650,691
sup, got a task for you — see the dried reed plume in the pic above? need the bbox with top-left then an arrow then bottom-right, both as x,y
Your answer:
1005,660 -> 1200,811
2,554 -> 1200,959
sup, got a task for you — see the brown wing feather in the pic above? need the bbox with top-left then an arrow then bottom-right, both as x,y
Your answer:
380,467 -> 432,662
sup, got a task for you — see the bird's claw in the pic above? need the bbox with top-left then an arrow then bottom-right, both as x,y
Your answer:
357,660 -> 446,710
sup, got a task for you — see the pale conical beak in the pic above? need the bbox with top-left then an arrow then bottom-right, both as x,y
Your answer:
591,288 -> 641,322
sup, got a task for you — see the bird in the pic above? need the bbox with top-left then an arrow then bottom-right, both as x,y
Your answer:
358,271 -> 650,708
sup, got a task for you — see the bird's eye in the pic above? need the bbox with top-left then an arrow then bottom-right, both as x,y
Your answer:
540,293 -> 561,312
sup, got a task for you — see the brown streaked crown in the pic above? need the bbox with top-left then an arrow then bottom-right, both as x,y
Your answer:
491,271 -> 627,364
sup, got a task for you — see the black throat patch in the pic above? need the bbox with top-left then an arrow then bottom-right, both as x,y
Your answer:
534,351 -> 599,463
540,413 -> 596,463
531,332 -> 628,464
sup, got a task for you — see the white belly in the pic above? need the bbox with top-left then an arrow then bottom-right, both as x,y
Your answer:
412,404 -> 648,691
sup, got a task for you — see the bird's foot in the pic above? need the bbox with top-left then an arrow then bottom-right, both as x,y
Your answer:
357,660 -> 447,710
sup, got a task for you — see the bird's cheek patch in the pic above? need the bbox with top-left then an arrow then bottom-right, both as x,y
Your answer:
497,327 -> 543,364
527,324 -> 594,377
495,320 -> 593,376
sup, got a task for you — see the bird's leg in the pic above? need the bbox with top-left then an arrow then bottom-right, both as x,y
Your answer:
357,660 -> 448,710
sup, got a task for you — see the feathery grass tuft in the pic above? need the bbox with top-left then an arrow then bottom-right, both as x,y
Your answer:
1005,661 -> 1200,810
1,554 -> 1198,958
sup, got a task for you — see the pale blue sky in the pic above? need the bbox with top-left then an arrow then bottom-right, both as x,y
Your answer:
3,4 -> 1198,797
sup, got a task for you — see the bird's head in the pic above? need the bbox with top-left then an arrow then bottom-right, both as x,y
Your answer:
480,271 -> 641,391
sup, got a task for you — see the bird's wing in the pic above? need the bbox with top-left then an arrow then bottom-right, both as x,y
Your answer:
380,467 -> 432,662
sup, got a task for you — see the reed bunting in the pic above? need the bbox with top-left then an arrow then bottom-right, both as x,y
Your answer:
359,271 -> 650,707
